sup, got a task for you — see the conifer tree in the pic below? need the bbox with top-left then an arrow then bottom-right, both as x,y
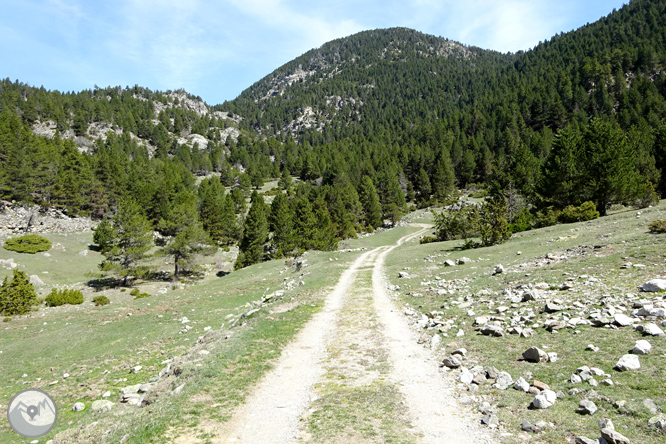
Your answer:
0,270 -> 37,316
268,191 -> 295,257
199,178 -> 226,243
278,168 -> 293,190
431,155 -> 456,201
235,191 -> 268,269
99,198 -> 154,286
159,191 -> 212,278
292,193 -> 318,251
357,175 -> 382,230
93,218 -> 115,254
312,195 -> 338,251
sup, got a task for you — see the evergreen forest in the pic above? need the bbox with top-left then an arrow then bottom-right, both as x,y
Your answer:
1,0 -> 666,276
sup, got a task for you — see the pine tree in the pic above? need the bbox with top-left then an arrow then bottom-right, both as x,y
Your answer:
93,218 -> 115,254
414,168 -> 432,205
292,193 -> 317,251
312,195 -> 338,251
235,191 -> 268,269
199,178 -> 226,243
431,155 -> 456,201
268,191 -> 295,257
0,270 -> 37,316
99,198 -> 154,286
278,168 -> 293,190
159,191 -> 213,278
582,118 -> 639,215
357,175 -> 382,230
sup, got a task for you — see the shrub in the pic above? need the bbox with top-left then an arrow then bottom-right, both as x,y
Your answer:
129,288 -> 140,296
558,201 -> 599,223
93,295 -> 110,306
419,235 -> 437,244
634,182 -> 660,209
134,292 -> 151,299
648,219 -> 666,233
0,270 -> 38,315
433,206 -> 479,241
532,207 -> 559,228
45,288 -> 84,307
3,234 -> 52,254
478,194 -> 511,247
508,207 -> 532,234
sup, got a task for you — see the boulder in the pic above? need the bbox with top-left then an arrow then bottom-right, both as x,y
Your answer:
575,437 -> 598,444
614,354 -> 640,372
636,323 -> 665,336
72,402 -> 85,412
481,413 -> 499,427
443,259 -> 456,267
514,377 -> 530,392
648,414 -> 666,431
493,372 -> 513,390
457,368 -> 474,384
29,275 -> 45,287
544,302 -> 564,313
531,390 -> 557,409
630,340 -> 652,355
442,356 -> 462,369
640,279 -> 666,292
613,313 -> 635,327
600,428 -> 631,444
522,346 -> 548,363
480,324 -> 505,337
493,265 -> 504,275
91,400 -> 114,413
576,399 -> 598,415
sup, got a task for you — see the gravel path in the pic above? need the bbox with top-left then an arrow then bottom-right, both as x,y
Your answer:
215,226 -> 497,443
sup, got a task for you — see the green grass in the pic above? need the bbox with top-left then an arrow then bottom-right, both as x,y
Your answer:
383,201 -> 666,443
0,222 -> 429,443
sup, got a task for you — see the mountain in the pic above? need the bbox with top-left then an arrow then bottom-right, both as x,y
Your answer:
218,27 -> 511,141
0,0 -> 665,267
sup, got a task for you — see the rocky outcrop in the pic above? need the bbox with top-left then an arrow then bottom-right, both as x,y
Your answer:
0,201 -> 95,234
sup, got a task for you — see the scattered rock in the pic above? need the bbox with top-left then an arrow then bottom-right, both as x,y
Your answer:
398,271 -> 411,279
544,302 -> 564,313
586,344 -> 600,352
643,399 -> 659,415
577,399 -> 598,415
493,372 -> 513,390
130,365 -> 142,374
480,324 -> 505,337
481,413 -> 499,427
648,414 -> 666,431
171,383 -> 186,396
493,265 -> 504,275
514,377 -> 530,392
636,323 -> 665,336
443,259 -> 456,267
29,275 -> 45,287
613,313 -> 636,327
598,418 -> 614,430
442,356 -> 462,369
614,354 -> 640,372
72,402 -> 85,412
531,390 -> 557,409
532,380 -> 550,391
600,427 -> 631,444
458,368 -> 474,384
91,400 -> 114,413
640,279 -> 666,292
575,437 -> 598,444
522,346 -> 548,363
630,340 -> 652,355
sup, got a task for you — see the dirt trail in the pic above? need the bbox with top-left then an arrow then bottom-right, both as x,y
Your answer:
203,225 -> 496,444
217,247 -> 383,443
373,228 -> 497,443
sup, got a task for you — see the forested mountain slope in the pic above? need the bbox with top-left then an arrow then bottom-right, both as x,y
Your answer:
0,0 -> 665,276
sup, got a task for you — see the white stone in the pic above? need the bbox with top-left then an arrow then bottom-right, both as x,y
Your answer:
631,339 -> 652,355
614,354 -> 641,371
613,313 -> 635,327
640,279 -> 666,292
72,402 -> 85,412
458,368 -> 474,384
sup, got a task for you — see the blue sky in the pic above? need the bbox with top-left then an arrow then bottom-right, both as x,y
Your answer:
1,0 -> 627,105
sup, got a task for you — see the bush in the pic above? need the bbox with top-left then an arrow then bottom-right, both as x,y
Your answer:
648,219 -> 666,233
93,295 -> 110,306
0,270 -> 38,315
433,206 -> 479,241
419,235 -> 437,244
558,201 -> 599,223
3,234 -> 52,254
129,288 -> 140,296
508,207 -> 532,234
45,288 -> 84,307
532,207 -> 559,228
